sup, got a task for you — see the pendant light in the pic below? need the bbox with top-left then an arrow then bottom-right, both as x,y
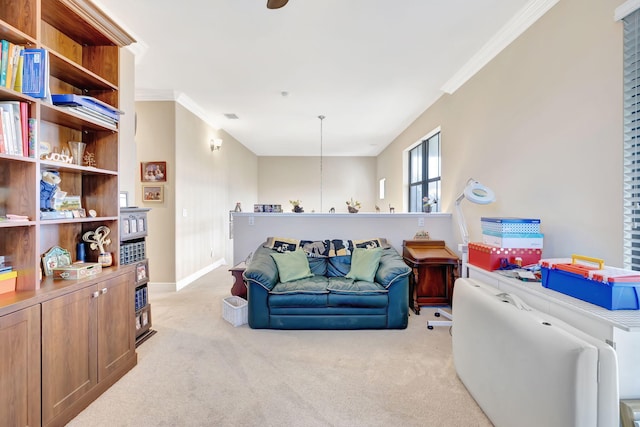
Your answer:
318,115 -> 325,212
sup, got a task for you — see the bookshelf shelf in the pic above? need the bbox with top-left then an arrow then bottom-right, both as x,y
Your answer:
46,49 -> 118,91
40,103 -> 119,131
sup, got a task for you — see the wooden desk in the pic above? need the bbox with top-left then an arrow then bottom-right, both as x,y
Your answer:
229,262 -> 247,298
402,240 -> 460,315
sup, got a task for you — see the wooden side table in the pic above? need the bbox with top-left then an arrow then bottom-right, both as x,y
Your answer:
402,240 -> 460,315
229,262 -> 247,299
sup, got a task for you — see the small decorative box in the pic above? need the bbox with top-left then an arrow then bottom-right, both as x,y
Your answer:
53,262 -> 102,280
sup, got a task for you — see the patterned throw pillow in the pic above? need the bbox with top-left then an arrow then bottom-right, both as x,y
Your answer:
328,239 -> 353,257
353,238 -> 384,249
299,240 -> 330,258
264,237 -> 300,253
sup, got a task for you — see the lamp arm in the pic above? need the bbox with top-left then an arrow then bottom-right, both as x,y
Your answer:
455,197 -> 470,246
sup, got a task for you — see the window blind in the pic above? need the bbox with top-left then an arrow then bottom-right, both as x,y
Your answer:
624,9 -> 640,270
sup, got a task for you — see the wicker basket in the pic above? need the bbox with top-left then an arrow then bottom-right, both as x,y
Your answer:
222,296 -> 248,327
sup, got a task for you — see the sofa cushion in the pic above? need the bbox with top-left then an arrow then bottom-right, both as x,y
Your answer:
264,236 -> 300,253
270,248 -> 313,283
346,247 -> 383,282
327,276 -> 388,294
270,275 -> 329,294
327,255 -> 351,277
375,247 -> 412,288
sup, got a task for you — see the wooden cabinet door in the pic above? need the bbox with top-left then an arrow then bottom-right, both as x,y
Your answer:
98,271 -> 135,381
0,305 -> 41,427
42,286 -> 98,426
415,265 -> 453,306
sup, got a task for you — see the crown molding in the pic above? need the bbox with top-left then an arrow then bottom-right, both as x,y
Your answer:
59,0 -> 135,46
135,89 -> 220,130
615,0 -> 640,21
91,0 -> 147,60
441,0 -> 559,94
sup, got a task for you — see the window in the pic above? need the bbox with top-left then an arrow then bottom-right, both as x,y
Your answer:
408,132 -> 441,212
624,9 -> 640,270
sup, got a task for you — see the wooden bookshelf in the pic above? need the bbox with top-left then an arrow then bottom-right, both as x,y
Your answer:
0,1 -> 136,426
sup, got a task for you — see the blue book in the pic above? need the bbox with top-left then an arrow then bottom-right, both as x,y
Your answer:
22,48 -> 48,98
0,40 -> 9,87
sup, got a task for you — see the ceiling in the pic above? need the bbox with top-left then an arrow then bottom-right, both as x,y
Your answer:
95,0 -> 540,156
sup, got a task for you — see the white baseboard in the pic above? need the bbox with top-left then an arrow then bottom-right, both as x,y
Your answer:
176,258 -> 226,291
147,258 -> 227,292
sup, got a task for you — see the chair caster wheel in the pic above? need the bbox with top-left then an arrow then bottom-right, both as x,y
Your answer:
435,312 -> 441,317
427,325 -> 434,330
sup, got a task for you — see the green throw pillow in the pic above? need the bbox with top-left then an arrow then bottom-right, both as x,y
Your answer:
270,248 -> 313,283
345,247 -> 383,282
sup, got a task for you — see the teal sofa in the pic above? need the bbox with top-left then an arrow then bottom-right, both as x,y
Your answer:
243,238 -> 411,329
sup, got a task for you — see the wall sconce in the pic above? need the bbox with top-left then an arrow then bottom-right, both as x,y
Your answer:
210,138 -> 223,152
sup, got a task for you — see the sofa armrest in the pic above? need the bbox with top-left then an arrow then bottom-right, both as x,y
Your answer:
375,247 -> 411,288
243,244 -> 278,291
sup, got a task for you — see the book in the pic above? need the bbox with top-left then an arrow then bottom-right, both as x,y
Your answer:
0,40 -> 9,87
7,102 -> 23,156
0,112 -> 5,154
9,45 -> 23,90
22,48 -> 48,98
4,41 -> 15,89
27,117 -> 36,158
0,102 -> 16,155
13,47 -> 24,92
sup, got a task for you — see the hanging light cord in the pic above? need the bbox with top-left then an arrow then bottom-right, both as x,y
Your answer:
318,115 -> 325,212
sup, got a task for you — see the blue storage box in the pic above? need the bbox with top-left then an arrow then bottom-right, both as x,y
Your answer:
541,257 -> 640,310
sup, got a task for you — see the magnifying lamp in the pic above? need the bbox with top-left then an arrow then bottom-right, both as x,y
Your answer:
456,178 -> 496,246
428,178 -> 495,330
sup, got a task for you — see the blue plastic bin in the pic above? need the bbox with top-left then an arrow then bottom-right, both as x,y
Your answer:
541,266 -> 640,310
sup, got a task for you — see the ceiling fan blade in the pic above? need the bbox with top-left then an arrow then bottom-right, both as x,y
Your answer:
266,0 -> 289,9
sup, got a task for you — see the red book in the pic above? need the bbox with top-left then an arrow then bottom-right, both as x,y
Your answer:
0,112 -> 5,154
19,102 -> 28,157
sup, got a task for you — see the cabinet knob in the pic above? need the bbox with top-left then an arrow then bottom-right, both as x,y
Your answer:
101,287 -> 108,294
92,291 -> 100,298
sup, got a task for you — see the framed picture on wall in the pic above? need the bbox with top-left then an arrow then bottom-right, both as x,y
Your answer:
141,161 -> 167,182
142,185 -> 163,203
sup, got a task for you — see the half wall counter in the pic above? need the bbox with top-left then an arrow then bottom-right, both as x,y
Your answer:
231,212 -> 455,266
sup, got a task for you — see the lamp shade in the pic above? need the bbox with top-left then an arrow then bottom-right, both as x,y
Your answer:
456,178 -> 496,246
463,180 -> 496,205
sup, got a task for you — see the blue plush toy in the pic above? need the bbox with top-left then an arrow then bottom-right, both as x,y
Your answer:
40,171 -> 61,211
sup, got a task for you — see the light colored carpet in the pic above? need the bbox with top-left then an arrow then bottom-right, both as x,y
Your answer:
67,266 -> 493,427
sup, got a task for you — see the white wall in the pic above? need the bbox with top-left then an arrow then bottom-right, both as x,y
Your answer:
135,101 -> 258,290
377,0 -> 624,264
258,156 -> 376,214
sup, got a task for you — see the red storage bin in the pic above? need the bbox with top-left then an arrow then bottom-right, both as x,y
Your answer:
468,242 -> 542,271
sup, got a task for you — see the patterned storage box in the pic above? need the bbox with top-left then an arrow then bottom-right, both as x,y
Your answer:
480,217 -> 541,234
468,242 -> 542,271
